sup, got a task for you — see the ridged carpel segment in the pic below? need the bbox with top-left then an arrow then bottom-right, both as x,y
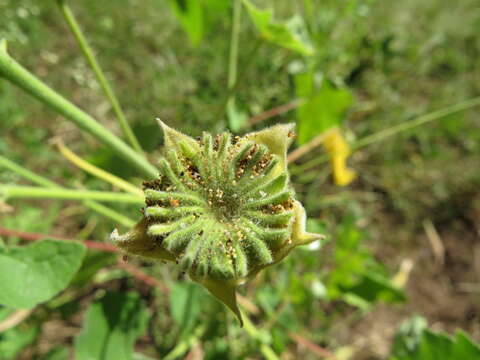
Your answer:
140,132 -> 295,280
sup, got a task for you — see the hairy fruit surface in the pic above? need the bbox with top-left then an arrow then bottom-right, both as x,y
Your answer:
111,121 -> 324,324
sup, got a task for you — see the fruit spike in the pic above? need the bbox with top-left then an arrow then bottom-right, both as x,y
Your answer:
111,121 -> 325,324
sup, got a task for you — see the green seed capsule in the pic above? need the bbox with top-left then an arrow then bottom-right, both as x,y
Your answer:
111,121 -> 324,325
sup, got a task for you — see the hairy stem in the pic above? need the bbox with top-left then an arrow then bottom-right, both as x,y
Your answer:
0,155 -> 135,227
290,96 -> 480,175
228,0 -> 242,94
55,0 -> 144,154
0,185 -> 144,204
241,309 -> 280,360
226,0 -> 242,131
55,139 -> 143,196
0,40 -> 157,179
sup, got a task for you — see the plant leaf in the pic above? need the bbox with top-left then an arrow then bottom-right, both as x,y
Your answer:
242,0 -> 314,55
0,321 -> 39,360
74,291 -> 149,360
295,73 -> 353,144
169,282 -> 204,335
0,239 -> 86,308
390,317 -> 480,360
168,0 -> 204,46
227,100 -> 248,133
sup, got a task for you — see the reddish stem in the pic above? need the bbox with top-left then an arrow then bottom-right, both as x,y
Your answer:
0,226 -> 117,252
289,333 -> 338,359
117,258 -> 169,294
248,99 -> 304,126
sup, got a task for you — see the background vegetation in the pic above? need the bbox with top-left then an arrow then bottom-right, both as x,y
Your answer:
1,0 -> 479,359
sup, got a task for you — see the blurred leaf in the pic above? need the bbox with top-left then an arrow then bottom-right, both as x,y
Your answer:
271,327 -> 289,354
451,332 -> 480,358
326,212 -> 402,306
0,239 -> 86,308
326,213 -> 369,298
74,291 -> 149,360
0,322 -> 39,360
1,204 -> 60,244
168,0 -> 204,46
390,317 -> 480,360
295,73 -> 353,144
170,282 -> 206,336
343,271 -> 406,306
202,0 -> 230,24
306,218 -> 327,235
391,316 -> 429,357
288,275 -> 310,304
71,251 -> 116,287
256,285 -> 281,315
167,0 -> 229,46
227,100 -> 248,132
242,0 -> 314,55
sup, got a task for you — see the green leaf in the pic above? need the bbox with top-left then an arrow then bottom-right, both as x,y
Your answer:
74,291 -> 149,360
170,282 -> 205,335
0,322 -> 39,360
0,239 -> 86,308
242,0 -> 314,55
344,271 -> 406,305
295,73 -> 353,144
227,100 -> 248,132
70,251 -> 116,287
166,0 -> 229,46
390,317 -> 480,360
452,331 -> 480,358
416,331 -> 453,360
168,0 -> 204,46
391,316 -> 428,358
1,204 -> 60,244
325,212 -> 403,307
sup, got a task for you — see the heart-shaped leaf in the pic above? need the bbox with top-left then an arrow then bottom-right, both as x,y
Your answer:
0,239 -> 86,308
74,291 -> 148,360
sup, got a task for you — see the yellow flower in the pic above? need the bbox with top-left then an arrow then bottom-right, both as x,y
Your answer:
322,128 -> 356,186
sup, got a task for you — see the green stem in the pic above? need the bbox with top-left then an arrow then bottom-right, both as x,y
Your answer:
163,325 -> 206,360
0,156 -> 53,188
1,185 -> 144,204
228,0 -> 242,92
78,201 -> 135,227
217,39 -> 261,127
55,0 -> 143,154
353,97 -> 480,149
290,96 -> 480,175
56,139 -> 143,195
241,310 -> 279,360
0,40 -> 157,179
226,0 -> 242,131
0,155 -> 135,227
